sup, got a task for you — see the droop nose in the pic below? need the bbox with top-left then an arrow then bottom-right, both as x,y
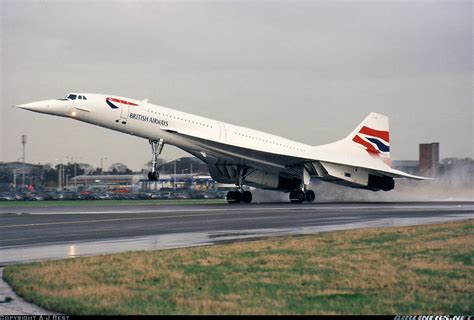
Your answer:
15,101 -> 50,112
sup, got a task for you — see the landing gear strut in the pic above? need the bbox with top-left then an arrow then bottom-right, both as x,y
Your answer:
148,139 -> 164,181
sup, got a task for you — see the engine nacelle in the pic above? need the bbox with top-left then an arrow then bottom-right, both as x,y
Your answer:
367,174 -> 394,191
244,170 -> 301,190
244,170 -> 279,189
208,163 -> 301,191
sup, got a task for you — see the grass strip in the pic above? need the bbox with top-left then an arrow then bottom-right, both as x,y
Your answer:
4,220 -> 473,315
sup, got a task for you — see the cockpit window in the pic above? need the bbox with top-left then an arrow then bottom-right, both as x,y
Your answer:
58,94 -> 87,101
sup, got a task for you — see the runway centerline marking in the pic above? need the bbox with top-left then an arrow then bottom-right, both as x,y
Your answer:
3,204 -> 472,216
1,205 -> 472,229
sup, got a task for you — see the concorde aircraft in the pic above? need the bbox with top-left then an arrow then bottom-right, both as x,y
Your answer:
16,93 -> 427,203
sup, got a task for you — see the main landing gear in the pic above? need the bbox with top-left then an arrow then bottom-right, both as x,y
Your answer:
289,189 -> 315,203
148,139 -> 164,181
226,190 -> 252,204
227,166 -> 253,204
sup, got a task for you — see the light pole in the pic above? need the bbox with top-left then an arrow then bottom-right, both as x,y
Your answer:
100,157 -> 108,176
53,157 -> 68,191
173,159 -> 181,191
13,169 -> 17,194
73,158 -> 77,189
58,164 -> 62,190
70,156 -> 82,190
21,135 -> 27,191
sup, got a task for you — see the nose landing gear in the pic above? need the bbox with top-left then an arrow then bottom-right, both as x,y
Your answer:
148,139 -> 164,181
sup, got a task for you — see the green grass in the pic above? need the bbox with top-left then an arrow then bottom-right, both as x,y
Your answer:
0,198 -> 225,208
4,220 -> 473,315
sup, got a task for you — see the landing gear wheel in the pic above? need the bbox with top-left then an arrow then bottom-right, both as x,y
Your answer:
242,191 -> 252,203
305,190 -> 315,202
148,171 -> 159,181
227,191 -> 242,203
226,191 -> 235,203
234,191 -> 242,204
290,190 -> 305,203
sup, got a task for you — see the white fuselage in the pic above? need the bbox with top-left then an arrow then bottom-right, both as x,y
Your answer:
16,93 -> 426,193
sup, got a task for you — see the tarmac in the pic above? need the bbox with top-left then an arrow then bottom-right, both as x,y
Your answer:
0,201 -> 473,315
1,201 -> 472,265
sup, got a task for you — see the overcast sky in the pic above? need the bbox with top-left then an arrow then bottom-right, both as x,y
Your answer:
1,0 -> 472,171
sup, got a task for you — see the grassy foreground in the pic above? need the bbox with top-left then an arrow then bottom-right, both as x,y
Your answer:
0,198 -> 225,208
4,220 -> 473,315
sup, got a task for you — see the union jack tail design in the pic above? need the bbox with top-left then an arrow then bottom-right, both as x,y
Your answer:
352,126 -> 390,154
346,112 -> 391,165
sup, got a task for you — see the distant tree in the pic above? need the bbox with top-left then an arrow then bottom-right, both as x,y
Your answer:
78,163 -> 95,175
109,162 -> 132,174
42,165 -> 58,185
143,157 -> 208,174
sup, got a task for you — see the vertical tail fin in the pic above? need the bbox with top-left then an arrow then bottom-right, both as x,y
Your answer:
345,112 -> 391,162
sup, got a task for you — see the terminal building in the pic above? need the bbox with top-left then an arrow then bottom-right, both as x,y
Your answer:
69,173 -> 232,194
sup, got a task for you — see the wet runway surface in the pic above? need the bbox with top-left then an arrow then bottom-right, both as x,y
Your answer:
1,201 -> 473,265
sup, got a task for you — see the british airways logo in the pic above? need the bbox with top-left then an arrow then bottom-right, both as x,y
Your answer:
130,112 -> 168,127
352,126 -> 390,154
106,97 -> 139,109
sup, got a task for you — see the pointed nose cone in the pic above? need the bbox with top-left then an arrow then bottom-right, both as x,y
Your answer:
16,102 -> 46,111
15,99 -> 72,117
15,100 -> 53,115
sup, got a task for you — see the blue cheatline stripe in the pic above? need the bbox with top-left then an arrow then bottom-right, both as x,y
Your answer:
366,137 -> 390,152
106,100 -> 119,109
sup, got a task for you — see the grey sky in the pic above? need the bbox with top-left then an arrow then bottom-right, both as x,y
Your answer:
1,0 -> 472,171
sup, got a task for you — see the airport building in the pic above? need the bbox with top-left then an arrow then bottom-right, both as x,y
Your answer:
419,142 -> 440,177
69,173 -> 228,194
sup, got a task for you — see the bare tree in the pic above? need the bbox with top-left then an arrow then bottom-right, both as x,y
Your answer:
109,163 -> 132,174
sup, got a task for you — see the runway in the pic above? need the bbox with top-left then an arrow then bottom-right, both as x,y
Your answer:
0,201 -> 473,265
